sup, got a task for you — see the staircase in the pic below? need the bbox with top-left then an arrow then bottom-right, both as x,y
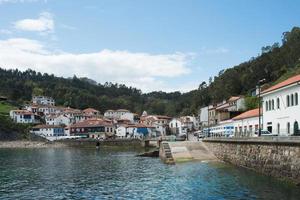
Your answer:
161,142 -> 175,164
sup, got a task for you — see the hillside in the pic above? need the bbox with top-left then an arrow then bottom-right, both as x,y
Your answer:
0,27 -> 300,116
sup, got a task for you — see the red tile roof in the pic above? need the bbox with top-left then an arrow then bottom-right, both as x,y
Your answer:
71,119 -> 113,128
83,108 -> 99,113
33,125 -> 64,129
232,108 -> 259,120
262,74 -> 300,94
12,110 -> 34,115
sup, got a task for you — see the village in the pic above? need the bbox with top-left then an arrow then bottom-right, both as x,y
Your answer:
9,74 -> 300,141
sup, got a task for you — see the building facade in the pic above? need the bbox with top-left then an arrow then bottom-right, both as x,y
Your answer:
261,75 -> 300,136
32,96 -> 55,106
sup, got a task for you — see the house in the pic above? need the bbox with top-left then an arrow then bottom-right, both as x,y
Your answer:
32,96 -> 55,106
63,107 -> 86,123
104,109 -> 131,120
180,116 -> 198,131
261,74 -> 300,136
140,115 -> 171,136
45,114 -> 71,126
115,124 -> 136,138
169,118 -> 186,135
198,106 -> 209,128
9,110 -> 40,124
215,96 -> 246,122
70,119 -> 115,139
83,108 -> 100,116
31,124 -> 65,138
133,124 -> 156,138
232,108 -> 259,137
208,105 -> 217,126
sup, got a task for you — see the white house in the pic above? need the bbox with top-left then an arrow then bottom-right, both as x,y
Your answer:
31,125 -> 66,138
120,112 -> 135,122
261,74 -> 300,136
104,109 -> 131,119
32,96 -> 55,106
45,114 -> 72,126
9,110 -> 40,124
198,106 -> 209,128
169,118 -> 186,135
115,124 -> 136,138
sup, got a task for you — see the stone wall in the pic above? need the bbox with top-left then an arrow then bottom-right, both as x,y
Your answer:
55,138 -> 145,148
203,137 -> 300,185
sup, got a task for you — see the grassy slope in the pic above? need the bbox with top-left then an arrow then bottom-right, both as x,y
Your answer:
0,102 -> 17,116
0,101 -> 45,141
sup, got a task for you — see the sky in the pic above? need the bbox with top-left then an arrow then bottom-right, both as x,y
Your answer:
0,0 -> 299,93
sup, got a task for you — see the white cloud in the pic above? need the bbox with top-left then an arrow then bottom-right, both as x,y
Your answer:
0,38 -> 192,92
14,12 -> 54,33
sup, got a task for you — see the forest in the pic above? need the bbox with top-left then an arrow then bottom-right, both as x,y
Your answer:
1,27 -> 300,116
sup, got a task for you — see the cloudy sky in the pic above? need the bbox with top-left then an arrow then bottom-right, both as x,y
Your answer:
0,0 -> 299,92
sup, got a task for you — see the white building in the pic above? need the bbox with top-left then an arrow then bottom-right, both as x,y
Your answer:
169,118 -> 186,135
9,110 -> 40,124
198,106 -> 209,128
232,108 -> 259,137
115,124 -> 136,138
140,115 -> 171,136
208,108 -> 259,137
104,109 -> 132,120
31,125 -> 66,138
45,114 -> 72,126
261,74 -> 300,136
32,96 -> 55,106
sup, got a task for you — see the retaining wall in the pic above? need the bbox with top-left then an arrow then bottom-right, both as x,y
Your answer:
203,137 -> 300,184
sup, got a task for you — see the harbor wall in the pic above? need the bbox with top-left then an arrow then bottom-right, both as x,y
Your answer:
203,137 -> 300,185
54,138 -> 146,148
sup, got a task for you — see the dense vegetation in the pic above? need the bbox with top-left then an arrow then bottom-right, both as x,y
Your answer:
1,27 -> 300,116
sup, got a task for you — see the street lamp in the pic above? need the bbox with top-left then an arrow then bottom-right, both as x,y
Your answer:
258,78 -> 266,137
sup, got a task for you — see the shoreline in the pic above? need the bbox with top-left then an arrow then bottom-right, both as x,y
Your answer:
0,141 -> 67,148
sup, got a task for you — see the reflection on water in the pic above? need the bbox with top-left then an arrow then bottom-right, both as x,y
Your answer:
0,148 -> 299,200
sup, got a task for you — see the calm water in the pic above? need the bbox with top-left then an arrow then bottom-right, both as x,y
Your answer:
0,148 -> 300,200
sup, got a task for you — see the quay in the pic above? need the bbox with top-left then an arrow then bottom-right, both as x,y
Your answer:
160,136 -> 300,185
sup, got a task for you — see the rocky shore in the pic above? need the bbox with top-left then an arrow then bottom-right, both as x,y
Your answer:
0,141 -> 67,148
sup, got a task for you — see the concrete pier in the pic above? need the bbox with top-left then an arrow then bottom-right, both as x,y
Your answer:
160,141 -> 217,163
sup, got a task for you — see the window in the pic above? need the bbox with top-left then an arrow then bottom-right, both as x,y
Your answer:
294,121 -> 299,135
277,123 -> 280,135
295,93 -> 298,106
287,95 -> 290,107
277,98 -> 280,109
287,122 -> 290,134
291,94 -> 294,106
272,99 -> 274,110
266,101 -> 268,111
269,100 -> 271,110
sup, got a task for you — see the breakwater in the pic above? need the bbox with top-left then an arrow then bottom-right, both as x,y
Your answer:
203,137 -> 300,185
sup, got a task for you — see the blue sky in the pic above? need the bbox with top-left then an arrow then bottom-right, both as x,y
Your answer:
0,0 -> 299,92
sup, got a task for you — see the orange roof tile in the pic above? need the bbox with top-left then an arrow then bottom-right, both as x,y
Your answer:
71,119 -> 113,128
232,108 -> 259,120
83,108 -> 100,113
262,74 -> 300,94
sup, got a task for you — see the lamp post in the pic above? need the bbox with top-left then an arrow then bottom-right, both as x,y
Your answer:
258,78 -> 266,137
